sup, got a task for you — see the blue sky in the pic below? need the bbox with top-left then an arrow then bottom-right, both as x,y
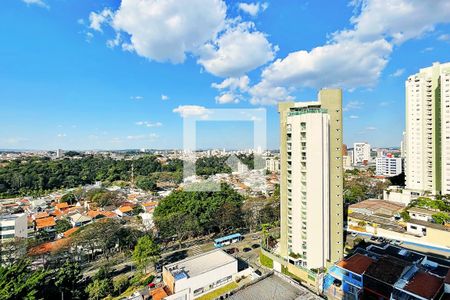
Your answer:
1,0 -> 450,150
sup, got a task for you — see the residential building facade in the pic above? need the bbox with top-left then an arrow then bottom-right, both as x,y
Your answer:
353,142 -> 371,165
405,62 -> 450,195
0,213 -> 27,241
375,156 -> 402,176
278,89 -> 344,269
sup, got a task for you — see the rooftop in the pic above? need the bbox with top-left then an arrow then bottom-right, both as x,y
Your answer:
164,249 -> 236,279
229,275 -> 321,300
337,253 -> 375,275
365,256 -> 410,284
349,199 -> 404,215
35,216 -> 56,229
404,271 -> 443,299
408,219 -> 450,232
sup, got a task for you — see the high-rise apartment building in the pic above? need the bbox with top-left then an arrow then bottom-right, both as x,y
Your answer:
278,89 -> 343,269
353,142 -> 371,165
405,62 -> 450,195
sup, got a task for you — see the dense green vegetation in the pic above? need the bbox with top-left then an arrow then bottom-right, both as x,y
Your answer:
408,197 -> 450,212
0,155 -> 183,197
195,154 -> 255,175
0,154 -> 257,197
344,169 -> 390,203
154,183 -> 244,244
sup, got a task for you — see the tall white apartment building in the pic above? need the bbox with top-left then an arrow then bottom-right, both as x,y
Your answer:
353,142 -> 371,165
278,89 -> 343,269
376,156 -> 402,176
265,157 -> 280,173
405,62 -> 450,195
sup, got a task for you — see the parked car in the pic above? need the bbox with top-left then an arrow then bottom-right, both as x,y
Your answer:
252,235 -> 259,240
243,247 -> 252,252
351,232 -> 358,237
225,247 -> 239,255
370,236 -> 377,241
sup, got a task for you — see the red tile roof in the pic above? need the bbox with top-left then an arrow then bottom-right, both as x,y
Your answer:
337,253 -> 375,275
35,216 -> 56,229
63,227 -> 79,237
150,287 -> 168,300
55,202 -> 69,209
118,206 -> 133,213
405,271 -> 443,299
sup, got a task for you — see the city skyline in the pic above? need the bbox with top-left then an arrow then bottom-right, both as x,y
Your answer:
1,0 -> 450,150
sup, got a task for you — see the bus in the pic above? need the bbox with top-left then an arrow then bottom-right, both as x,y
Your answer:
214,233 -> 243,248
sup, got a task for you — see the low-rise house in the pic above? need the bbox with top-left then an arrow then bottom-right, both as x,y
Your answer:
35,216 -> 56,233
163,249 -> 238,299
69,213 -> 92,227
324,244 -> 450,300
349,199 -> 404,217
406,219 -> 450,248
325,253 -> 375,300
86,210 -> 117,220
408,207 -> 438,222
115,206 -> 133,217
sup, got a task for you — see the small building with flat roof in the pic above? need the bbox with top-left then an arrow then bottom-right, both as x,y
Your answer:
162,249 -> 238,299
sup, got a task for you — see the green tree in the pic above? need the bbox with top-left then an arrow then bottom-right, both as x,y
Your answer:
133,235 -> 160,273
61,192 -> 77,205
54,260 -> 82,300
136,176 -> 157,191
0,259 -> 48,300
432,212 -> 450,224
55,219 -> 72,234
85,279 -> 109,300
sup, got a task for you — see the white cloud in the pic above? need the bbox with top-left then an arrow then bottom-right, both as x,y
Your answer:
197,22 -> 276,77
215,93 -> 240,104
173,105 -> 210,118
85,32 -> 94,43
89,0 -> 275,78
212,76 -> 249,104
161,94 -> 169,101
249,81 -> 294,105
438,34 -> 450,41
258,39 -> 391,90
57,133 -> 67,138
349,115 -> 360,119
89,8 -> 113,32
421,47 -> 434,52
135,121 -> 163,127
365,126 -> 377,131
390,68 -> 405,77
343,100 -> 364,111
109,0 -> 226,63
379,101 -> 390,106
336,0 -> 450,44
212,76 -> 249,91
130,96 -> 144,100
107,33 -> 122,48
126,133 -> 158,140
249,0 -> 450,105
22,0 -> 49,9
238,2 -> 269,17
